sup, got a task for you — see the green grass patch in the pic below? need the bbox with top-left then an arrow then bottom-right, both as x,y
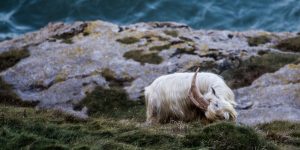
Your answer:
221,52 -> 300,88
171,47 -> 197,57
0,48 -> 30,71
247,35 -> 271,46
116,37 -> 140,44
0,105 -> 281,149
163,30 -> 179,37
0,105 -> 282,149
62,38 -> 73,44
0,48 -> 38,107
101,68 -> 134,87
184,122 -> 276,150
258,121 -> 300,148
149,43 -> 171,51
0,77 -> 38,107
123,49 -> 163,65
52,23 -> 87,44
74,86 -> 145,120
276,36 -> 300,52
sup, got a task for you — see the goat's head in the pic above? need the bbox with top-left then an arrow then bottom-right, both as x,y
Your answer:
188,68 -> 237,121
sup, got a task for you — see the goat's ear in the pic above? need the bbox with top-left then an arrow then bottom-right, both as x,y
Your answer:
211,87 -> 216,96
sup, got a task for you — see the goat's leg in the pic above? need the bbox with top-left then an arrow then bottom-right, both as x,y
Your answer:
145,103 -> 159,125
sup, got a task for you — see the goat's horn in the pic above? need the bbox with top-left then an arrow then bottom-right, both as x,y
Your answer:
188,67 -> 209,111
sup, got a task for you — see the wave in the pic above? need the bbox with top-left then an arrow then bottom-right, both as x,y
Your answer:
1,0 -> 300,41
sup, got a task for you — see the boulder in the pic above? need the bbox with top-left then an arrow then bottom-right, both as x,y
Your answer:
0,20 -> 299,124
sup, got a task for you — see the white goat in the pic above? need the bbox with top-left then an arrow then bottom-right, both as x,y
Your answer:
144,68 -> 237,124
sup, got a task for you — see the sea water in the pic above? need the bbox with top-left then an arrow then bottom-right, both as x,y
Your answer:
1,0 -> 300,41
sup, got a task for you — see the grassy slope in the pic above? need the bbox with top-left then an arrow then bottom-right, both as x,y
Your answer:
0,36 -> 300,149
0,105 -> 281,150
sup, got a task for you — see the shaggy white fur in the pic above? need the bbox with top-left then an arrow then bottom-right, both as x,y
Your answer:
145,72 -> 237,124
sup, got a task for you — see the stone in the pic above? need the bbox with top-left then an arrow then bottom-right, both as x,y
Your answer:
0,20 -> 299,124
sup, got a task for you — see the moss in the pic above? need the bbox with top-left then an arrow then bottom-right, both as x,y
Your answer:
100,141 -> 134,150
116,37 -> 139,44
142,35 -> 169,43
55,72 -> 68,83
0,77 -> 39,107
101,68 -> 134,87
62,38 -> 73,44
0,48 -> 30,71
115,130 -> 177,148
187,61 -> 218,74
149,44 -> 171,51
83,31 -> 90,36
163,30 -> 179,37
123,50 -> 163,65
171,47 -> 197,57
184,122 -> 276,150
221,52 -> 300,88
247,35 -> 271,46
101,68 -> 116,82
276,36 -> 300,52
52,23 -> 87,41
74,86 -> 145,120
258,121 -> 300,147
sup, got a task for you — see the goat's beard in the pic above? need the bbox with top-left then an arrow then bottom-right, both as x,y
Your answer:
205,103 -> 237,121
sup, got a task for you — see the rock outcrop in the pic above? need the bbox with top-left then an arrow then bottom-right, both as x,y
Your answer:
0,20 -> 299,124
236,63 -> 300,125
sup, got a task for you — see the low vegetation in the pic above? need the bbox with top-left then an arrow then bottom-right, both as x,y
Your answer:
0,78 -> 38,107
247,35 -> 271,46
123,49 -> 163,65
0,104 -> 282,150
171,47 -> 197,57
149,43 -> 171,51
116,37 -> 140,44
258,121 -> 300,149
163,30 -> 179,37
0,48 -> 38,107
0,79 -> 299,149
0,48 -> 30,71
276,36 -> 300,52
74,86 -> 145,120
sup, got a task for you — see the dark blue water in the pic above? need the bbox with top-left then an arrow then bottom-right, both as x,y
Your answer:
1,0 -> 300,41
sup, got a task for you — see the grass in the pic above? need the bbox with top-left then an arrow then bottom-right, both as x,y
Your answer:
171,47 -> 197,57
221,52 -> 300,88
276,36 -> 300,52
123,49 -> 163,65
0,48 -> 38,107
0,78 -> 39,107
247,35 -> 271,46
258,121 -> 300,149
52,23 -> 87,44
101,68 -> 134,87
163,30 -> 179,37
116,37 -> 140,44
0,48 -> 30,71
74,86 -> 145,120
149,43 -> 171,51
0,104 -> 280,150
62,38 -> 73,44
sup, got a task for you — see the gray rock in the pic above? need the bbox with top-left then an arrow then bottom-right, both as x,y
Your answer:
235,63 -> 300,125
0,20 -> 299,124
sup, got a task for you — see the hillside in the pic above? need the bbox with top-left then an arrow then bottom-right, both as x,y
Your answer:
0,20 -> 300,149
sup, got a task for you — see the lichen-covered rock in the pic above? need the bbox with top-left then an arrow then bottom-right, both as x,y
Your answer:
0,20 -> 299,124
235,63 -> 300,125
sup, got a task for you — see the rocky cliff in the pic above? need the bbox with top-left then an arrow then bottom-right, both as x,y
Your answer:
0,20 -> 299,125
